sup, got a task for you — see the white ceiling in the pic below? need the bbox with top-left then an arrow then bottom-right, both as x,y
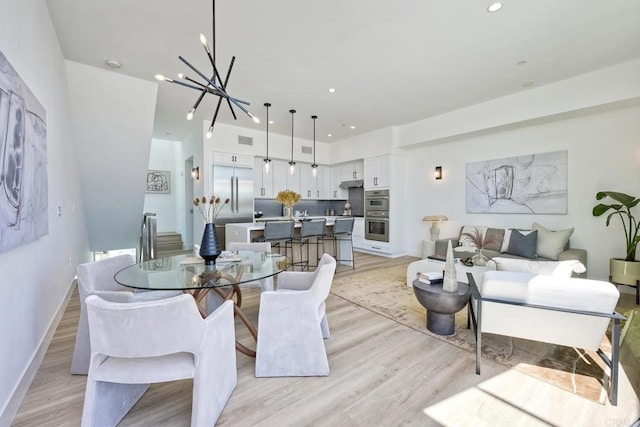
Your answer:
45,0 -> 640,144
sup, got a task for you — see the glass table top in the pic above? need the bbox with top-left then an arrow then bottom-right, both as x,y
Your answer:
114,251 -> 291,290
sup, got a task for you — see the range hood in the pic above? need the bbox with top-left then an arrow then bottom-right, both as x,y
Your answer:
339,179 -> 364,189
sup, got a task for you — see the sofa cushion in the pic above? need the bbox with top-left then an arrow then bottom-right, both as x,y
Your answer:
487,256 -> 586,277
484,228 -> 505,252
532,222 -> 574,260
500,229 -> 534,253
506,230 -> 538,258
480,271 -> 619,314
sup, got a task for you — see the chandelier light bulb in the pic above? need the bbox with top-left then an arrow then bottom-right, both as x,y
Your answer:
206,125 -> 214,139
289,162 -> 296,175
199,33 -> 208,46
186,108 -> 195,120
264,161 -> 270,174
312,166 -> 318,177
154,74 -> 166,81
249,112 -> 260,124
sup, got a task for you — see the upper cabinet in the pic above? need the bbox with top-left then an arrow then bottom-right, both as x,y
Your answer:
272,159 -> 301,194
364,155 -> 391,188
212,151 -> 254,168
300,165 -> 324,199
253,157 -> 274,198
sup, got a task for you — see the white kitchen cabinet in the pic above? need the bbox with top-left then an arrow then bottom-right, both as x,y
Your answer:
342,159 -> 364,181
329,165 -> 347,199
300,164 -> 324,199
212,151 -> 253,168
364,155 -> 390,188
253,157 -> 274,198
352,217 -> 365,249
273,159 -> 301,194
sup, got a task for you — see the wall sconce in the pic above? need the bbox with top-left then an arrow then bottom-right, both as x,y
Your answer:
434,166 -> 442,180
191,166 -> 200,180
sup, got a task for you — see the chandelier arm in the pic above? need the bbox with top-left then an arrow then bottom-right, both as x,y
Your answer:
202,46 -> 224,87
166,79 -> 209,92
178,56 -> 226,94
191,90 -> 207,111
221,56 -> 237,119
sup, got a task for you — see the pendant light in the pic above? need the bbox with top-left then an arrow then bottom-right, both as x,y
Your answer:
289,109 -> 296,175
263,103 -> 271,173
311,115 -> 318,177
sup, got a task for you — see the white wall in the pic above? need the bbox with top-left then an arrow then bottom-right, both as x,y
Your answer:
66,61 -> 158,252
144,139 -> 182,233
401,104 -> 640,282
0,0 -> 90,421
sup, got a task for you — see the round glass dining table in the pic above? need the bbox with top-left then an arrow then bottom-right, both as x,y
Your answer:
115,251 -> 292,357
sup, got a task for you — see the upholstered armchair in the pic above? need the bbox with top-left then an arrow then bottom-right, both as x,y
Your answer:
71,254 -> 181,375
255,253 -> 337,377
82,295 -> 237,427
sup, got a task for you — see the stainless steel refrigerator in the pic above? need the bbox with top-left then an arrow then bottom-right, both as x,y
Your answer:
211,164 -> 254,245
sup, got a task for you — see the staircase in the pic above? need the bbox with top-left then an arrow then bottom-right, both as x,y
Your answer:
156,232 -> 187,257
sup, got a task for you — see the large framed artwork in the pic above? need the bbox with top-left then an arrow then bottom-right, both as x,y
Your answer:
146,170 -> 171,194
0,51 -> 48,253
466,150 -> 567,214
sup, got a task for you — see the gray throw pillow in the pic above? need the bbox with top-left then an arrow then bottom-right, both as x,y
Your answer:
507,229 -> 538,258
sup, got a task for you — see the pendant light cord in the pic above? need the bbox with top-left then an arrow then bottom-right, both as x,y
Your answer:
290,109 -> 296,163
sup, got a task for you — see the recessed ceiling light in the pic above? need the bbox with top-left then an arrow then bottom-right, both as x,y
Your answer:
328,88 -> 336,93
350,125 -> 355,129
328,134 -> 332,137
105,59 -> 121,69
517,60 -> 527,66
522,81 -> 535,87
487,2 -> 503,12
268,120 -> 274,124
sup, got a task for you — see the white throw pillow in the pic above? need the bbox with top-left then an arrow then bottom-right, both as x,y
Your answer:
532,222 -> 574,260
486,256 -> 586,278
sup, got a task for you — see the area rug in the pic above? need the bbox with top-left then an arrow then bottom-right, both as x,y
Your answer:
330,264 -> 629,404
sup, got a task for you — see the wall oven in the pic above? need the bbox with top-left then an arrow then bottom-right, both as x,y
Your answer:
365,189 -> 390,242
365,189 -> 389,211
365,211 -> 389,242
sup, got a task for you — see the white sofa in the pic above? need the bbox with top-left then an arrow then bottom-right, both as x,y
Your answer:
468,270 -> 624,405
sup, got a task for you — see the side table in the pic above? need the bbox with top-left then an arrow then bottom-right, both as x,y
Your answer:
412,279 -> 471,336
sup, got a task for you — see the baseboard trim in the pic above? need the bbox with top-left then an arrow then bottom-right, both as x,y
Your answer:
0,280 -> 76,425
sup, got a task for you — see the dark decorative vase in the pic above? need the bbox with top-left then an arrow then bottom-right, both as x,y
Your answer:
199,223 -> 221,265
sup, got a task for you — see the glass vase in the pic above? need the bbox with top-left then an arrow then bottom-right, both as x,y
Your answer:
284,206 -> 293,219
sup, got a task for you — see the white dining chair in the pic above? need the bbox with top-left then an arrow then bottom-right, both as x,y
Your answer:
82,295 -> 237,427
255,253 -> 337,377
71,254 -> 181,375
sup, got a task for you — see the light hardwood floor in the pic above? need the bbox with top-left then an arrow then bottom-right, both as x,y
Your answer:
12,253 -> 640,426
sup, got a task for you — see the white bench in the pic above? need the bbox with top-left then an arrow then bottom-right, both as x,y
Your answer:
467,271 -> 624,405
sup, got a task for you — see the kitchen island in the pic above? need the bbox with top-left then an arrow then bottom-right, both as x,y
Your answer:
225,217 -> 353,267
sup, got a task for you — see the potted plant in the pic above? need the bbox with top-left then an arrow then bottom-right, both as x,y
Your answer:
593,191 -> 640,297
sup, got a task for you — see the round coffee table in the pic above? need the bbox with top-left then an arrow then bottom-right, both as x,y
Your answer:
412,279 -> 470,336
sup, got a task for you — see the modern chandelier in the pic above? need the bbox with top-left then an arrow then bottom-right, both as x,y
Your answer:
154,0 -> 258,138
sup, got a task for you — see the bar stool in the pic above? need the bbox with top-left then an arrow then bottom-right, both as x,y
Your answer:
321,217 -> 355,269
253,220 -> 295,260
287,218 -> 326,271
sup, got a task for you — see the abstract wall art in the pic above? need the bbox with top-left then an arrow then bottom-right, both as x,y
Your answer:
146,170 -> 171,194
466,150 -> 567,214
0,51 -> 48,253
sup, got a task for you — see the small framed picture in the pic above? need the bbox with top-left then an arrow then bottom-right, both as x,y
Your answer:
146,170 -> 171,194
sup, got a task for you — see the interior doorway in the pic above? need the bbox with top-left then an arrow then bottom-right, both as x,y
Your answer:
184,157 -> 195,249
